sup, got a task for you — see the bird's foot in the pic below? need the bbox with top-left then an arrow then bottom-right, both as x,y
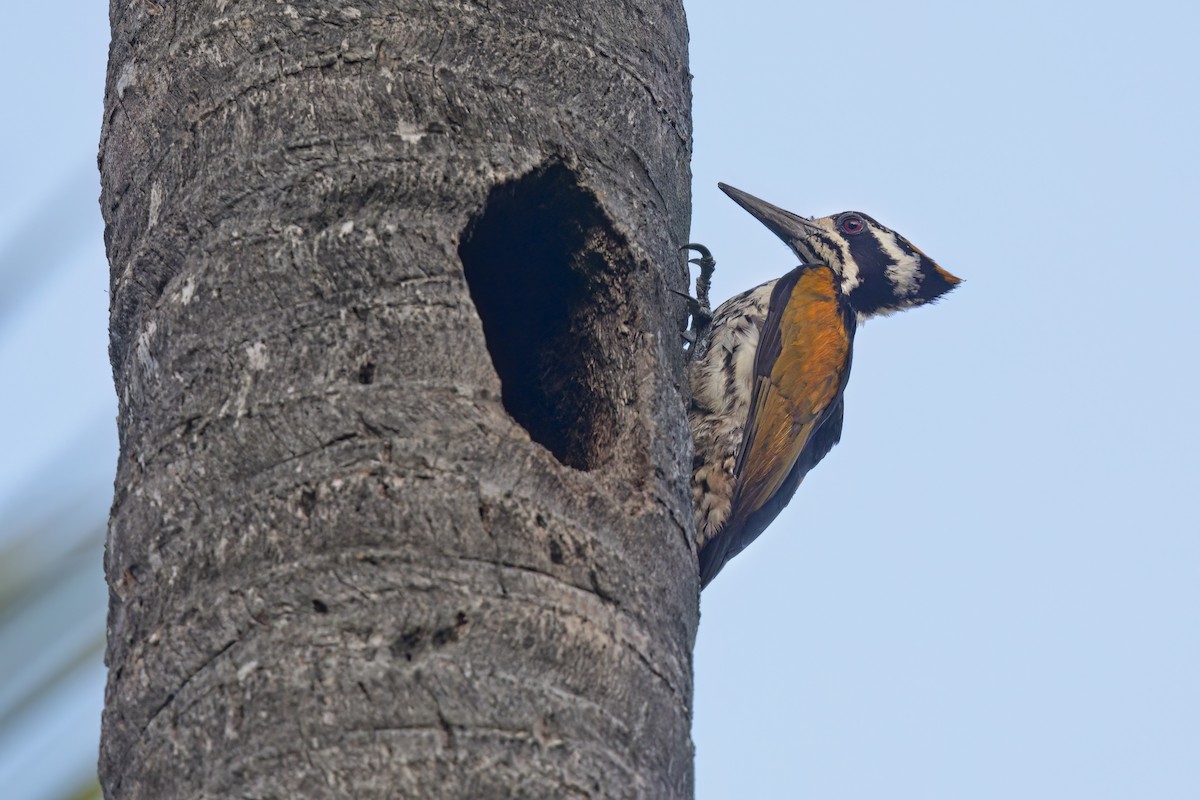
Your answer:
678,243 -> 716,353
682,243 -> 716,282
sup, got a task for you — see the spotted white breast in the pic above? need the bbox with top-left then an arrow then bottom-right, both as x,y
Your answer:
687,279 -> 777,549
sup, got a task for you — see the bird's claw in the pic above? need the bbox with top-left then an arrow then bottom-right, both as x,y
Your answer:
681,243 -> 716,272
678,243 -> 717,355
669,288 -> 703,317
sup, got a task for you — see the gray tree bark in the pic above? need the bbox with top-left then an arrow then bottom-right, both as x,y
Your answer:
99,1 -> 696,798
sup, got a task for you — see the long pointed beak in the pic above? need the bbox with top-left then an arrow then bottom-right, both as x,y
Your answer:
718,183 -> 824,253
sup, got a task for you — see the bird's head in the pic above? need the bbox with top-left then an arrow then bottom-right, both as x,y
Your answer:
719,183 -> 961,320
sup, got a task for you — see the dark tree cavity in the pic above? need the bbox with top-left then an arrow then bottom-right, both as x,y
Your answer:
99,1 -> 697,798
461,163 -> 635,471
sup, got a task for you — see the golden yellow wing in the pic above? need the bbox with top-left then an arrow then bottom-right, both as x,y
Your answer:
699,265 -> 853,586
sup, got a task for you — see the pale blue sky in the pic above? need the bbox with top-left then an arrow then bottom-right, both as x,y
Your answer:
2,1 -> 1197,798
0,4 -> 111,799
689,2 -> 1200,797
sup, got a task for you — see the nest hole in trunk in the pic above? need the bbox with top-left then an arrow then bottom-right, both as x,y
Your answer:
460,163 -> 634,471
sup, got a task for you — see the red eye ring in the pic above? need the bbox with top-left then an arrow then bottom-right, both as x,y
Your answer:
838,214 -> 866,235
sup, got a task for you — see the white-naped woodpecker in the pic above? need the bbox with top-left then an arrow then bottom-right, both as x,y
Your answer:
684,183 -> 961,587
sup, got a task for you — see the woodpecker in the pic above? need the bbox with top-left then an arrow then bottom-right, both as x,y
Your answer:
688,183 -> 961,587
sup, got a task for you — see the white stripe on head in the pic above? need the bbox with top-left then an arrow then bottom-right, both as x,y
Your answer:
808,218 -> 860,294
871,225 -> 922,298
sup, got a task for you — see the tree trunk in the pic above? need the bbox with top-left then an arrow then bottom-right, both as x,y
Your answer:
99,1 -> 696,798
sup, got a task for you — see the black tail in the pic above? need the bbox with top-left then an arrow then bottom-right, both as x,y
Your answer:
697,529 -> 737,589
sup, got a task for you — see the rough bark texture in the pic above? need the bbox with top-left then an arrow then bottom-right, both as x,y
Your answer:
99,1 -> 696,798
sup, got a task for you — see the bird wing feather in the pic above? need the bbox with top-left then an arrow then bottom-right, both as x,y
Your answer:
699,265 -> 852,585
735,266 -> 851,510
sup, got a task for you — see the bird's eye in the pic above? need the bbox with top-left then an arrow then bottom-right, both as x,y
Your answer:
838,214 -> 866,235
